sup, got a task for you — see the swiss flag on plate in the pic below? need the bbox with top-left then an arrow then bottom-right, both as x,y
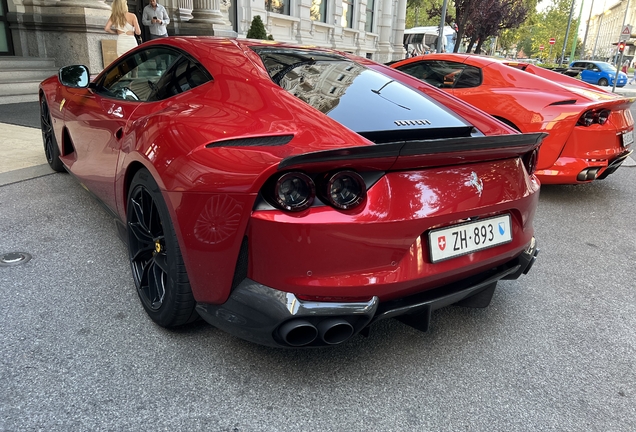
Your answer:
438,236 -> 446,251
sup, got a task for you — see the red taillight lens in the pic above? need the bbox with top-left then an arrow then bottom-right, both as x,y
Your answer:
323,170 -> 366,210
264,170 -> 368,212
273,172 -> 315,211
598,109 -> 611,125
577,108 -> 612,126
577,110 -> 595,127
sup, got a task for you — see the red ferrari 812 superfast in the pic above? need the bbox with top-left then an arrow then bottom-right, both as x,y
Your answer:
391,54 -> 634,184
40,38 -> 543,347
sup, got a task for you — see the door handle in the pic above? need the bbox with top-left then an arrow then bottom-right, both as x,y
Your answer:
115,127 -> 124,140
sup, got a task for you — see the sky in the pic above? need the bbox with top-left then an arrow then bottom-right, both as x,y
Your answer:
536,0 -> 623,36
537,0 -> 615,19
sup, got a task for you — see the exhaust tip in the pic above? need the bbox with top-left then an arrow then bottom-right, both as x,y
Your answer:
279,320 -> 318,347
318,318 -> 354,345
587,168 -> 600,180
578,167 -> 601,181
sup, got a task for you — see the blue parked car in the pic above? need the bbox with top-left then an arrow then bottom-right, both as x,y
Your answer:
567,60 -> 628,87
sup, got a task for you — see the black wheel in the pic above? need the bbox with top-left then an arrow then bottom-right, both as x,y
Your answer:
40,97 -> 65,172
127,169 -> 198,327
598,78 -> 609,86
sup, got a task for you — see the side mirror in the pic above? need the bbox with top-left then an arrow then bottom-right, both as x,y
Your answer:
58,65 -> 90,88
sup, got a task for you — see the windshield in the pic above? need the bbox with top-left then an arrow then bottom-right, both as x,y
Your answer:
598,62 -> 616,72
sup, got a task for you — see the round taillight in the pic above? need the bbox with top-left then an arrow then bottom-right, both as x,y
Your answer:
598,109 -> 611,125
274,172 -> 315,211
325,170 -> 366,210
577,110 -> 595,127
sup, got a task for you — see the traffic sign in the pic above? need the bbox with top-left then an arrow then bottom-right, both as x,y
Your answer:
620,25 -> 632,42
549,38 -> 556,45
539,45 -> 544,51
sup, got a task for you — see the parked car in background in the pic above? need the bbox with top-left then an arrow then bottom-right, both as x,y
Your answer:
566,60 -> 628,87
39,38 -> 543,348
391,53 -> 634,184
403,26 -> 457,55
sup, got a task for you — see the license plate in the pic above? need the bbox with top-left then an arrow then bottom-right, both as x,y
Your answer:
428,215 -> 512,263
622,130 -> 634,147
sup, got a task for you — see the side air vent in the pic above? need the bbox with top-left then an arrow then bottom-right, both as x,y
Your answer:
206,134 -> 294,148
549,100 -> 577,106
62,127 -> 76,156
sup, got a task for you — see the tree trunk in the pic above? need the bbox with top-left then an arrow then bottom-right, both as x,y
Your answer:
466,35 -> 477,53
474,39 -> 484,54
454,7 -> 471,53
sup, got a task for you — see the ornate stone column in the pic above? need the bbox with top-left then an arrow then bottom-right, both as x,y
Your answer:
190,0 -> 225,24
175,0 -> 236,36
12,0 -> 112,70
392,0 -> 406,60
374,0 -> 394,63
176,0 -> 194,22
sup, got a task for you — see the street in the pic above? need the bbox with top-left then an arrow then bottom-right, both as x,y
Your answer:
1,103 -> 635,431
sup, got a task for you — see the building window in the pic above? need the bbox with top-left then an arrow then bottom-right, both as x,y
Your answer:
311,0 -> 327,22
365,0 -> 374,32
341,0 -> 354,28
266,0 -> 290,15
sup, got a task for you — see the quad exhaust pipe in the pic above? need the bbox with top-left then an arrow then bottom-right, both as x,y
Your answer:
279,318 -> 355,346
318,318 -> 354,345
278,319 -> 318,346
577,167 -> 601,181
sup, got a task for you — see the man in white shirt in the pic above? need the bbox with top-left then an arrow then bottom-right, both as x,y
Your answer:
142,0 -> 170,39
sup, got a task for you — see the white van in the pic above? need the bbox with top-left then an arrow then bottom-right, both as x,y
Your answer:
403,26 -> 457,56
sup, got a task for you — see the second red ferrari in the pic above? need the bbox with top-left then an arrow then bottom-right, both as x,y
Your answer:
391,54 -> 634,184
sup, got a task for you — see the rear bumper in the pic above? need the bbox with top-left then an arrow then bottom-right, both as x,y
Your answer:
537,149 -> 633,184
196,238 -> 539,347
597,149 -> 633,179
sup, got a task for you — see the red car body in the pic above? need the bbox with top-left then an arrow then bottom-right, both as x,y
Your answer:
39,38 -> 542,347
391,54 -> 634,184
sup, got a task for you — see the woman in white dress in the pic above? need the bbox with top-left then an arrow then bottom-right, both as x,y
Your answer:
104,0 -> 142,57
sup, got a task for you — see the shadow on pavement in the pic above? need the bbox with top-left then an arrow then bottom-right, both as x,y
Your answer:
0,102 -> 40,129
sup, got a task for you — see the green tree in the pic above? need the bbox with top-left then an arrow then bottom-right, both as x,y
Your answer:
512,0 -> 579,61
405,0 -> 445,28
247,15 -> 268,40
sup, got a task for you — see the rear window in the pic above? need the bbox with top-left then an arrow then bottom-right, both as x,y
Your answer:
251,47 -> 474,141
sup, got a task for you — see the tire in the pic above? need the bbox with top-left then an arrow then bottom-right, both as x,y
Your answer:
40,97 -> 65,172
598,78 -> 609,86
127,169 -> 198,327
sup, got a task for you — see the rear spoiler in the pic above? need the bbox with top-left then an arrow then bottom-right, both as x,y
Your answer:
278,132 -> 547,171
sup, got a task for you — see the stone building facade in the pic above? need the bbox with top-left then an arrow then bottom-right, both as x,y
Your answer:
584,1 -> 635,62
1,0 -> 407,72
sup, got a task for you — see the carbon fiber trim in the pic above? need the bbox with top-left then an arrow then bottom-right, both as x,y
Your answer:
206,134 -> 294,148
278,132 -> 548,170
